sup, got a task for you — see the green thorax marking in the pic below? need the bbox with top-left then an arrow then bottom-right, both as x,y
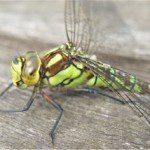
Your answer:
39,43 -> 150,94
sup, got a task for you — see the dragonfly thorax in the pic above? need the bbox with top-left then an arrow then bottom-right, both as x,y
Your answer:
10,51 -> 41,89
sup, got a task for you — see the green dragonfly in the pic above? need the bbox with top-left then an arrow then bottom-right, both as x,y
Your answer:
0,0 -> 149,144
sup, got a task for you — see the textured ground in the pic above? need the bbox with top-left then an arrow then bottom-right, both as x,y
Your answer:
0,1 -> 150,149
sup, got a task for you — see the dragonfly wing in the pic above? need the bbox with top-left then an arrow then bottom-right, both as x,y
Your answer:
65,0 -> 91,51
76,56 -> 150,125
65,0 -> 139,61
65,0 -> 150,125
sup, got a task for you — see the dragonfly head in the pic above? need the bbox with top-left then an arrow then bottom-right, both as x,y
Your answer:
10,51 -> 41,89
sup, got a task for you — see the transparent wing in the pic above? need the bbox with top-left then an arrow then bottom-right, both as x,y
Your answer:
76,55 -> 150,125
65,0 -> 150,125
65,0 -> 139,61
65,0 -> 91,51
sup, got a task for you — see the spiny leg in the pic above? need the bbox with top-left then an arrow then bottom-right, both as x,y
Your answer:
0,83 -> 13,97
77,87 -> 125,105
41,91 -> 63,145
0,89 -> 36,113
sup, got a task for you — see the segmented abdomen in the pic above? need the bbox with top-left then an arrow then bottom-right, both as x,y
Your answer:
41,51 -> 150,94
86,64 -> 150,94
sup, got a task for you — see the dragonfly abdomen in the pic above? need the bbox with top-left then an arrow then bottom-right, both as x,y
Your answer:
40,48 -> 149,94
90,64 -> 150,94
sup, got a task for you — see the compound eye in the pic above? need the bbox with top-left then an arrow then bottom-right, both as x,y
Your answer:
13,57 -> 19,64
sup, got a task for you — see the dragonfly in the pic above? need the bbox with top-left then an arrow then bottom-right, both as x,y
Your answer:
0,0 -> 150,145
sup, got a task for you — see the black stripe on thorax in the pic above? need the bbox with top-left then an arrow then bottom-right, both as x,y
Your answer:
55,62 -> 85,87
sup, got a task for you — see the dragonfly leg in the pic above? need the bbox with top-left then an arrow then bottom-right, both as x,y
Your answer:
0,90 -> 36,113
0,83 -> 13,97
41,91 -> 63,145
78,87 -> 125,105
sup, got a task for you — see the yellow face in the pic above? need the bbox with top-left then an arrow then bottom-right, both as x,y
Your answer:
10,51 -> 41,89
10,57 -> 28,89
